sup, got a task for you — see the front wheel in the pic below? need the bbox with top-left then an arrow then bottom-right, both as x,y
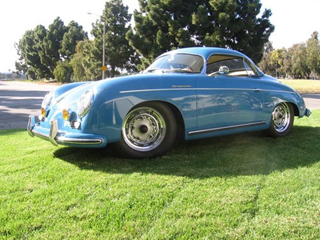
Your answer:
115,103 -> 177,158
267,102 -> 294,137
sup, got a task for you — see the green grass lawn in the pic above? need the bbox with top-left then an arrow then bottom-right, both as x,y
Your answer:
281,79 -> 320,94
1,111 -> 319,239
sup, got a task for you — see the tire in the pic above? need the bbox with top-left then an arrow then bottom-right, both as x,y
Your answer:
115,102 -> 177,158
267,102 -> 294,137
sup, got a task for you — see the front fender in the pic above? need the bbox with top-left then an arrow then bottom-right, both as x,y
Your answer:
83,95 -> 144,143
260,78 -> 308,118
264,90 -> 307,118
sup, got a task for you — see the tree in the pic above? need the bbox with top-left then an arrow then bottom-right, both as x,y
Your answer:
53,61 -> 73,83
127,0 -> 274,69
306,31 -> 320,79
281,48 -> 293,78
127,0 -> 197,69
38,17 -> 68,78
271,49 -> 286,78
70,41 -> 89,81
70,40 -> 101,81
59,21 -> 88,60
15,26 -> 51,79
14,61 -> 28,76
260,44 -> 312,79
91,0 -> 137,78
289,43 -> 311,79
16,18 -> 87,80
259,48 -> 287,78
259,42 -> 275,76
264,41 -> 274,53
192,0 -> 274,62
259,50 -> 275,77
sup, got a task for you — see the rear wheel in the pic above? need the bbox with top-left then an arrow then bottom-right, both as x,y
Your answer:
115,102 -> 177,158
267,102 -> 294,137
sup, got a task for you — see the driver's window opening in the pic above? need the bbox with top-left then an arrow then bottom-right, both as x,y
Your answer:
206,55 -> 258,77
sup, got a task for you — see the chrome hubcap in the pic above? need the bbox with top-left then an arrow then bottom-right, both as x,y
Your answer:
272,103 -> 290,132
122,107 -> 166,152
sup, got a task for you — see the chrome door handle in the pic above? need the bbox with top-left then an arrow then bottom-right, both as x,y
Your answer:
253,88 -> 262,92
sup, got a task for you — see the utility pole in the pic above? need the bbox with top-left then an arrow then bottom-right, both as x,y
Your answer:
88,13 -> 107,79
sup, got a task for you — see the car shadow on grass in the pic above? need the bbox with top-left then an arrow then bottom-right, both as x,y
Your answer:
53,126 -> 320,179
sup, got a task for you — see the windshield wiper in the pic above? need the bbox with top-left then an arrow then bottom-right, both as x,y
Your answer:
166,68 -> 195,73
144,68 -> 164,73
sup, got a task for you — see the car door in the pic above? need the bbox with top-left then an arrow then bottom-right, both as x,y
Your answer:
195,55 -> 265,134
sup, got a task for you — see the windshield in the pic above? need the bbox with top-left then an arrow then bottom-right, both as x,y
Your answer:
144,53 -> 204,74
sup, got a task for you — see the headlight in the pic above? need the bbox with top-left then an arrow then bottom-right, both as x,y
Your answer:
78,90 -> 94,118
41,92 -> 53,117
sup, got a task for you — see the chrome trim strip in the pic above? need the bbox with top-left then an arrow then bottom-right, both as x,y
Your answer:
189,121 -> 267,135
32,130 -> 104,146
261,89 -> 295,94
120,88 -> 195,94
56,137 -> 103,145
171,85 -> 192,88
195,88 -> 260,91
120,88 -> 295,94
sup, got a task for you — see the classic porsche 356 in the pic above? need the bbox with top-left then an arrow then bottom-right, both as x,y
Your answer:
28,47 -> 311,158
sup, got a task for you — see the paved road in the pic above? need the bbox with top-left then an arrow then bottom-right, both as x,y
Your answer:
301,94 -> 320,112
0,81 -> 57,129
0,81 -> 319,130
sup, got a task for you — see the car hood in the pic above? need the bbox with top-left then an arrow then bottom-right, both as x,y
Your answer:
51,72 -> 199,109
52,82 -> 96,109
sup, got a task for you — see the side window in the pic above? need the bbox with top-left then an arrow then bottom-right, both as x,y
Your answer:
243,60 -> 258,76
206,55 -> 258,77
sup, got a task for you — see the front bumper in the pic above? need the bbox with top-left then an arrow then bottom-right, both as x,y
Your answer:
27,115 -> 107,148
305,108 -> 312,117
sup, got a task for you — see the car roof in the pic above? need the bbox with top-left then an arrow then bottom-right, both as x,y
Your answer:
160,47 -> 248,60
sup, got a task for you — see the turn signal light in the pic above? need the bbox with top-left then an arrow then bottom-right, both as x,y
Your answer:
41,108 -> 46,117
62,109 -> 69,120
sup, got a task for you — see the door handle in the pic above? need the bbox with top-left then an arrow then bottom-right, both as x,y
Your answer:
253,88 -> 262,92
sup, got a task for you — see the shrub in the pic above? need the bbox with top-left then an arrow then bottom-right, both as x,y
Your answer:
53,61 -> 73,83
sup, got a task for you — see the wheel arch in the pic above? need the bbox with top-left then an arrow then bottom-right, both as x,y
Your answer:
130,100 -> 186,141
115,100 -> 182,158
267,101 -> 294,137
287,102 -> 300,117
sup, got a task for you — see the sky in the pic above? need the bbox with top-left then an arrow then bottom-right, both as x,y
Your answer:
0,0 -> 319,73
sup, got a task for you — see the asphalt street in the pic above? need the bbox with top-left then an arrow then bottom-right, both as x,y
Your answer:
0,81 -> 57,129
0,80 -> 319,130
301,94 -> 320,112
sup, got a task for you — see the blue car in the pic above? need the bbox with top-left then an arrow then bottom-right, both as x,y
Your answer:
28,47 -> 311,158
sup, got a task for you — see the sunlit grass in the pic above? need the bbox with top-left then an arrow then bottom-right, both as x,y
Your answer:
0,111 -> 319,239
281,79 -> 320,94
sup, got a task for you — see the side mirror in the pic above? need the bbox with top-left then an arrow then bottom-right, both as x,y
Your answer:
218,66 -> 229,75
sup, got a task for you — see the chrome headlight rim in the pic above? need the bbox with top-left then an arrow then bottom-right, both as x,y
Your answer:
78,90 -> 94,118
41,92 -> 53,109
41,92 -> 53,117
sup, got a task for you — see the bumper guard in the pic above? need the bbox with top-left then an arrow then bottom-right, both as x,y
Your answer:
305,108 -> 312,117
27,115 -> 106,147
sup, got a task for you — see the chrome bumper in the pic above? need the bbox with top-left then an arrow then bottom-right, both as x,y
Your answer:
27,115 -> 36,137
27,115 -> 106,147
